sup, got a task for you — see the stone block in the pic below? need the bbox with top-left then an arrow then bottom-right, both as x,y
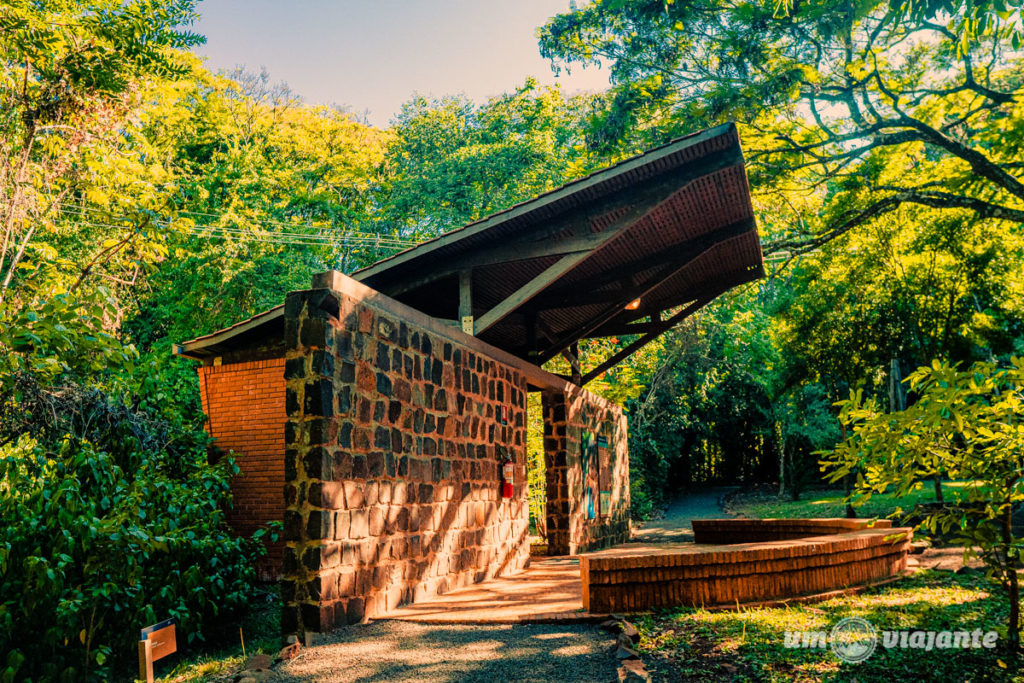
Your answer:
349,509 -> 369,539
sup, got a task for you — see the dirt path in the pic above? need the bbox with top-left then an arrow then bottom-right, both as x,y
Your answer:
630,487 -> 737,544
275,621 -> 618,683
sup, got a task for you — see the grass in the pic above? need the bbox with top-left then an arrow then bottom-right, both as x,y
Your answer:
725,482 -> 977,521
632,570 -> 1021,682
143,588 -> 282,683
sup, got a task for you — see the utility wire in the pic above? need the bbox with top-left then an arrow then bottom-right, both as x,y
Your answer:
56,206 -> 418,249
59,204 -> 412,242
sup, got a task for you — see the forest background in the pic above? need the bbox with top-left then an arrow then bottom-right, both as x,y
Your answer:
1,0 -> 1023,678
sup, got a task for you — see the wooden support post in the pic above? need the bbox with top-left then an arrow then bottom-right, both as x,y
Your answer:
138,639 -> 154,683
459,269 -> 473,335
526,310 -> 538,357
138,618 -> 176,683
564,342 -> 582,385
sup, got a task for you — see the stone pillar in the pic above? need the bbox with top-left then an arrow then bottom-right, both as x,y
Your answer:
542,386 -> 631,556
281,272 -> 532,639
281,285 -> 346,637
542,389 -> 574,555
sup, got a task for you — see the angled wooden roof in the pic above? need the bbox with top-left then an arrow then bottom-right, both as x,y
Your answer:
354,123 -> 762,366
176,123 -> 764,381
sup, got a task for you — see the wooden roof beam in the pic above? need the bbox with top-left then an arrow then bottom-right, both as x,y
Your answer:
534,241 -> 753,363
471,191 -> 665,336
580,295 -> 716,385
529,216 -> 756,311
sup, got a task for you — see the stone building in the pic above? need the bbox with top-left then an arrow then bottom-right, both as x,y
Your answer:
174,123 -> 763,637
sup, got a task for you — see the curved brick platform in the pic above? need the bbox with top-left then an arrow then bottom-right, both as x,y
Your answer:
581,518 -> 912,613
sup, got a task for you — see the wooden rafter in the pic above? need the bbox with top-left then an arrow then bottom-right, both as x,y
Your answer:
580,295 -> 715,384
472,249 -> 596,335
529,216 -> 755,311
471,193 -> 662,335
535,237 -> 749,363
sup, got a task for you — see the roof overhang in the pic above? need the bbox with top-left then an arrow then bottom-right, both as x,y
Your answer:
353,123 -> 763,368
173,305 -> 284,360
176,123 -> 764,378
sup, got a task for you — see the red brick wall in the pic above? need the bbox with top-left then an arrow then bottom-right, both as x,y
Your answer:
197,358 -> 286,579
581,521 -> 912,612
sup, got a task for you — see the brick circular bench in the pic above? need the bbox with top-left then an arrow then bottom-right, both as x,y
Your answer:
580,518 -> 912,613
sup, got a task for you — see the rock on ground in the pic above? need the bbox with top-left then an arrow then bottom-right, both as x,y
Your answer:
275,620 -> 620,683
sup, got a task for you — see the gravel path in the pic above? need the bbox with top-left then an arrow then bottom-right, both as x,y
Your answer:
631,487 -> 737,543
275,621 -> 619,683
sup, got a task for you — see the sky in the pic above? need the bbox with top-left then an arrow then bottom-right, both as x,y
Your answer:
192,1 -> 610,128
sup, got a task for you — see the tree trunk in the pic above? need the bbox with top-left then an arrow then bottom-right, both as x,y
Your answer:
934,475 -> 944,503
844,473 -> 856,518
778,422 -> 786,498
1004,499 -> 1020,652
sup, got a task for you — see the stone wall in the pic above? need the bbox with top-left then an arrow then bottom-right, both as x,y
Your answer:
197,358 -> 286,579
543,387 -> 630,556
281,275 -> 531,637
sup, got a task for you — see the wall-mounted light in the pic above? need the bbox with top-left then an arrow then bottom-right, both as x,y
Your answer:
624,298 -> 641,311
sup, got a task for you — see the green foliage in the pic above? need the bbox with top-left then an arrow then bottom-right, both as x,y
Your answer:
0,281 -> 266,681
633,570 -> 1015,681
726,483 -> 969,520
0,0 -> 203,307
383,81 -> 601,236
526,392 -> 547,538
0,370 -> 270,681
0,290 -> 136,385
825,357 -> 1024,648
540,0 -> 1024,258
123,66 -> 392,349
618,294 -> 782,517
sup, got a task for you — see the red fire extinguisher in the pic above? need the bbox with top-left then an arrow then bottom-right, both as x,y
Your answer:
501,455 -> 514,499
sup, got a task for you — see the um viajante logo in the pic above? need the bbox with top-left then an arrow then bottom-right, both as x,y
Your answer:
783,617 -> 999,663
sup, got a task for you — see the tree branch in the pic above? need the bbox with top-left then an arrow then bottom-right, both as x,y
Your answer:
765,191 -> 1024,255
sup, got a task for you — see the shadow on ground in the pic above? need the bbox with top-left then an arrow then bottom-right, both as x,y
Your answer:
275,621 -> 617,683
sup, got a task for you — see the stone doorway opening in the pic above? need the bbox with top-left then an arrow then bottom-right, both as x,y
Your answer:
526,392 -> 548,555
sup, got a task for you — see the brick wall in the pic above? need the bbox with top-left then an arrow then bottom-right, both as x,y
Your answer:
197,358 -> 286,579
691,518 -> 896,544
282,280 -> 531,637
581,521 -> 912,612
543,387 -> 630,556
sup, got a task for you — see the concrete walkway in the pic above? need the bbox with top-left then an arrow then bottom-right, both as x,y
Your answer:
381,557 -> 596,624
276,493 -> 730,681
381,491 -> 732,624
629,487 -> 736,544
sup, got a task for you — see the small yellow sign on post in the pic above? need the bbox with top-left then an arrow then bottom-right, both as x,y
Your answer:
138,619 -> 176,683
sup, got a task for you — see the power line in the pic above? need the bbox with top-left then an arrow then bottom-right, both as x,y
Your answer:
59,204 -> 414,242
56,206 -> 419,249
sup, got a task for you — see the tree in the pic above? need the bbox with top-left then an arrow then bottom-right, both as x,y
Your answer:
0,0 -> 202,305
775,208 -> 1024,390
382,81 -> 602,237
123,65 -> 392,349
539,0 -> 1024,255
824,358 -> 1024,651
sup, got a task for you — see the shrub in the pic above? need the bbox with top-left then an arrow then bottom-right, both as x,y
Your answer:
0,376 -> 270,681
825,358 -> 1024,651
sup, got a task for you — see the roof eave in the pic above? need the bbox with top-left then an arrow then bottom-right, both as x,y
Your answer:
173,305 -> 285,360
